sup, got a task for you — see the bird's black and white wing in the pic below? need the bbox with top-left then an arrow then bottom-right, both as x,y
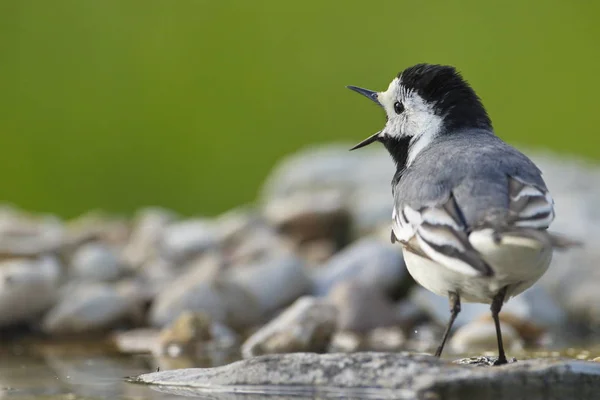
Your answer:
391,176 -> 557,278
392,193 -> 495,277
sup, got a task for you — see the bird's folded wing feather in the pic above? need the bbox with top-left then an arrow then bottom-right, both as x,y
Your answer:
392,175 -> 557,277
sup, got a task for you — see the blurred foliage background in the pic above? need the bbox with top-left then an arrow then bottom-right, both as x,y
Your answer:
1,1 -> 599,218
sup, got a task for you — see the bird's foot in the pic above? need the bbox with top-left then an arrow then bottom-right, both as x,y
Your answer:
454,355 -> 517,366
493,356 -> 508,366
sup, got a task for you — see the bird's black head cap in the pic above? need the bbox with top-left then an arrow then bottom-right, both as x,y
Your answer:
399,64 -> 492,132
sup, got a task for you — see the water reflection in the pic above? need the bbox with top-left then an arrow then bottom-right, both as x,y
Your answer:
0,341 -> 206,399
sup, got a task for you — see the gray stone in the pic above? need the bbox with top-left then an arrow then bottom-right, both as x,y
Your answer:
260,145 -> 394,243
160,219 -> 217,263
70,242 -> 125,282
113,328 -> 161,354
241,297 -> 337,359
364,326 -> 407,351
330,327 -> 407,353
560,279 -> 600,329
0,256 -> 61,327
42,282 -> 137,334
449,319 -> 524,355
328,330 -> 362,352
327,280 -> 397,332
224,226 -> 292,266
155,311 -> 238,357
66,210 -> 129,246
312,238 -> 406,296
263,189 -> 351,246
227,254 -> 311,315
214,206 -> 262,245
132,352 -> 600,400
260,145 -> 360,200
122,207 -> 177,268
138,256 -> 178,297
348,190 -> 393,237
149,255 -> 261,330
0,210 -> 65,258
297,239 -> 337,266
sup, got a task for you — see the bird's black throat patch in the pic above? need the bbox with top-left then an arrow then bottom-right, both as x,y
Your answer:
383,136 -> 411,172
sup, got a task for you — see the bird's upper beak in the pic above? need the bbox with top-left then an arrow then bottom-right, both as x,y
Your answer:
347,85 -> 383,150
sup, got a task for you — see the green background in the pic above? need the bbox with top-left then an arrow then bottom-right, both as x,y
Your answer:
1,1 -> 599,218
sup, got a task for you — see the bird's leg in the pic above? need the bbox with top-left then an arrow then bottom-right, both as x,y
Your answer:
491,286 -> 509,366
434,292 -> 461,357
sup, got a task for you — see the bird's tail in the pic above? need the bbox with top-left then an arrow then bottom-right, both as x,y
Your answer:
545,231 -> 583,250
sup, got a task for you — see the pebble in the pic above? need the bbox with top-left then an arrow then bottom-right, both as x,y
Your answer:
42,282 -> 138,334
241,296 -> 337,358
149,256 -> 261,330
558,279 -> 600,330
348,190 -> 393,237
259,144 -> 359,200
223,225 -> 292,266
122,207 -> 177,268
0,256 -> 61,327
226,254 -> 311,316
297,239 -> 336,266
66,210 -> 129,246
0,211 -> 65,258
214,206 -> 262,245
364,326 -> 407,351
327,280 -> 397,332
449,319 -> 524,355
330,327 -> 407,353
113,328 -> 161,354
155,311 -> 237,357
328,330 -> 362,352
70,242 -> 125,282
263,189 -> 351,247
312,238 -> 406,296
137,256 -> 178,297
160,219 -> 217,264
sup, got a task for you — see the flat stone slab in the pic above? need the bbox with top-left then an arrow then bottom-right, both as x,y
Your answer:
129,352 -> 600,399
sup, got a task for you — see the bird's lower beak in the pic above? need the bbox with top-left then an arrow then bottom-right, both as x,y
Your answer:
349,131 -> 382,151
346,86 -> 381,106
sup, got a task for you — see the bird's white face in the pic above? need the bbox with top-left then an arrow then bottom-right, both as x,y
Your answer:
377,77 -> 444,165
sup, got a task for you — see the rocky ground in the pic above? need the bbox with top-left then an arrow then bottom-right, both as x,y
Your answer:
2,144 -> 600,393
132,352 -> 600,400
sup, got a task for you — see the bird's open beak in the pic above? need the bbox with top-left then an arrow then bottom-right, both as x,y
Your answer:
347,85 -> 382,150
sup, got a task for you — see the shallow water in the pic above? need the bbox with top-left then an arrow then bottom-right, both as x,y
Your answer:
0,339 -> 227,400
1,339 -> 599,400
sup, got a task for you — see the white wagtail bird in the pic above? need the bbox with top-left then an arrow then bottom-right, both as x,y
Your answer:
347,64 -> 576,365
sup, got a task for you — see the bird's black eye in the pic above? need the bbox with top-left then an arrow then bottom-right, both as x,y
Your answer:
394,101 -> 404,114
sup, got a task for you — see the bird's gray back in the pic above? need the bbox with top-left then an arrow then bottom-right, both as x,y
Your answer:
394,129 -> 548,229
